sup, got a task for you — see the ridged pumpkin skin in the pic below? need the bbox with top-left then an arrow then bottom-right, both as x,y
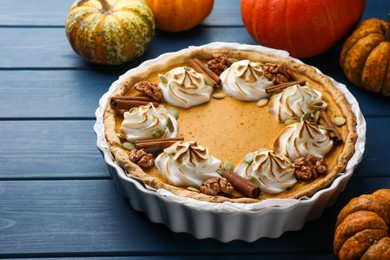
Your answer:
340,17 -> 390,96
145,0 -> 214,32
334,189 -> 390,259
65,0 -> 155,65
240,0 -> 366,58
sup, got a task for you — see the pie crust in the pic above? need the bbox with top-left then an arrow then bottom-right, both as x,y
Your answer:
103,47 -> 358,203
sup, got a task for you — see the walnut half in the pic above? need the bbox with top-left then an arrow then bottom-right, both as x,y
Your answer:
199,177 -> 234,196
263,62 -> 296,85
129,149 -> 154,168
134,81 -> 163,101
293,154 -> 328,181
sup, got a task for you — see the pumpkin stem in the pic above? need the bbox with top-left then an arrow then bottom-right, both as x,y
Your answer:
97,0 -> 112,14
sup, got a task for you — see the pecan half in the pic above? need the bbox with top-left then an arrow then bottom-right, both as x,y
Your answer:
199,177 -> 234,196
207,52 -> 232,76
129,149 -> 154,168
134,81 -> 163,101
263,62 -> 296,84
293,154 -> 328,181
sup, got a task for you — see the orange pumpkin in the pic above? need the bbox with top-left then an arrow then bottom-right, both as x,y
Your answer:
145,0 -> 214,32
333,189 -> 390,259
240,0 -> 366,58
340,17 -> 390,96
65,0 -> 155,65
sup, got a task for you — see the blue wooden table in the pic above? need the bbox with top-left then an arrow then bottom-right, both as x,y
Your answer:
0,0 -> 389,258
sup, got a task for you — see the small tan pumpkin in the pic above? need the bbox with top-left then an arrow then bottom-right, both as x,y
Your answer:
333,189 -> 390,259
145,0 -> 214,32
65,0 -> 155,65
340,16 -> 390,95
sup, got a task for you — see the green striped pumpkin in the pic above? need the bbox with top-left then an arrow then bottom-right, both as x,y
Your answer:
65,0 -> 155,65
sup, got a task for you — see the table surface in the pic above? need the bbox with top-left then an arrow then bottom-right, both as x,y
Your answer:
1,0 -> 389,259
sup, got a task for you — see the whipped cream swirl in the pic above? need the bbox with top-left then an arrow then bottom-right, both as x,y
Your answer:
119,103 -> 178,142
155,141 -> 221,188
268,83 -> 327,122
274,121 -> 333,162
235,149 -> 296,194
220,60 -> 274,101
158,67 -> 213,109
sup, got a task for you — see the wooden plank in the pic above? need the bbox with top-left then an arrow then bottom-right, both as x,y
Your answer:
0,27 -> 255,69
0,177 -> 387,257
0,117 -> 388,179
0,120 -> 109,179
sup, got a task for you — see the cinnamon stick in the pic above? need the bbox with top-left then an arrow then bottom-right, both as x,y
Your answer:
135,137 -> 184,150
188,58 -> 221,86
110,96 -> 158,110
224,171 -> 261,198
265,80 -> 306,94
319,110 -> 343,145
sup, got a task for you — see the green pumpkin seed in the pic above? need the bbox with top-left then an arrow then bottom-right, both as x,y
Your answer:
248,175 -> 262,188
285,119 -> 299,125
187,186 -> 200,193
182,66 -> 192,71
333,117 -> 346,126
223,161 -> 234,172
319,125 -> 333,131
163,146 -> 176,155
166,117 -> 174,132
313,110 -> 321,124
301,112 -> 312,122
168,107 -> 179,119
158,74 -> 168,84
122,142 -> 136,151
228,57 -> 239,63
202,74 -> 214,86
216,169 -> 224,175
244,152 -> 255,164
116,133 -> 127,139
256,98 -> 268,107
312,101 -> 324,107
152,128 -> 166,138
212,93 -> 225,99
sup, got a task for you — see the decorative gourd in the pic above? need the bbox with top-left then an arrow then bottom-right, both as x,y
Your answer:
333,189 -> 390,259
340,16 -> 390,96
145,0 -> 214,32
65,0 -> 155,65
240,0 -> 366,58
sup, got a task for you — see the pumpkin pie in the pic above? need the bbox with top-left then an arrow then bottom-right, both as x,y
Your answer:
103,46 -> 358,203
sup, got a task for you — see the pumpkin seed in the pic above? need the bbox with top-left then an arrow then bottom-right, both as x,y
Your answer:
182,66 -> 192,71
216,169 -> 224,175
163,146 -> 176,155
256,98 -> 268,107
158,74 -> 168,84
285,119 -> 299,125
212,93 -> 225,99
166,116 -> 174,132
122,142 -> 136,151
333,117 -> 346,126
313,110 -> 321,124
152,128 -> 166,138
248,175 -> 262,188
187,186 -> 200,193
116,133 -> 127,139
202,74 -> 214,86
223,160 -> 234,172
168,107 -> 179,119
312,101 -> 324,107
301,112 -> 312,122
228,57 -> 240,63
319,125 -> 333,131
244,152 -> 255,164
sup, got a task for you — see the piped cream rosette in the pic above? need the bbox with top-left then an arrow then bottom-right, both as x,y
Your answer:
155,141 -> 221,188
158,66 -> 214,109
119,103 -> 178,142
220,59 -> 274,101
268,83 -> 327,122
274,120 -> 334,162
235,149 -> 296,194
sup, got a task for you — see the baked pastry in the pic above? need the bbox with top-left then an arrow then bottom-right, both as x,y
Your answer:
103,47 -> 358,203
